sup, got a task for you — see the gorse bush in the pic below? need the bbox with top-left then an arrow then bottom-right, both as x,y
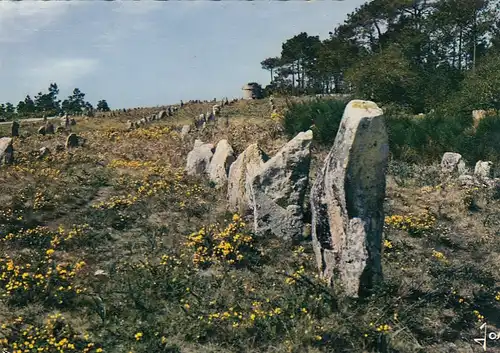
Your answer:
282,98 -> 347,145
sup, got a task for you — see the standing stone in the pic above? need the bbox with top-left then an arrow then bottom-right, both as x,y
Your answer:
11,121 -> 19,137
0,137 -> 14,165
185,140 -> 215,176
65,116 -> 70,130
181,125 -> 191,140
158,110 -> 167,119
38,126 -> 46,135
38,147 -> 50,159
45,122 -> 55,134
213,105 -> 220,116
180,100 -> 184,108
227,143 -> 269,215
207,139 -> 235,188
248,130 -> 313,239
126,120 -> 133,130
56,126 -> 65,133
311,100 -> 389,298
66,133 -> 79,149
474,160 -> 494,179
441,152 -> 466,175
70,118 -> 76,126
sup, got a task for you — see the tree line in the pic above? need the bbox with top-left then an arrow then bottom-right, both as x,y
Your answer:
261,0 -> 500,114
0,83 -> 111,120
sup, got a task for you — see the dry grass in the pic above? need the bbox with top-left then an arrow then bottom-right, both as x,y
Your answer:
0,98 -> 499,353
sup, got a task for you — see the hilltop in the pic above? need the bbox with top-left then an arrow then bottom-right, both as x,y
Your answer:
0,97 -> 499,353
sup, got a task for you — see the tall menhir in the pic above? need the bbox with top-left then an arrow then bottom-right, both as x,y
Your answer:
310,100 -> 389,298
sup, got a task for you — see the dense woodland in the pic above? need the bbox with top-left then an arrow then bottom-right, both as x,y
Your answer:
261,0 -> 500,114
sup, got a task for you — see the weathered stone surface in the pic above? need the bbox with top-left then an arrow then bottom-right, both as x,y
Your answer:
458,175 -> 479,187
248,130 -> 313,239
0,137 -> 14,165
11,121 -> 19,137
180,125 -> 191,140
56,126 -> 65,133
441,152 -> 466,175
158,110 -> 167,119
311,99 -> 389,298
207,139 -> 235,188
185,139 -> 215,176
227,143 -> 269,215
66,133 -> 79,149
126,120 -> 133,130
474,160 -> 494,179
45,123 -> 55,134
38,147 -> 50,159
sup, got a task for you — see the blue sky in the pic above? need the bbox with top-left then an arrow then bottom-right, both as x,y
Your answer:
0,0 -> 366,109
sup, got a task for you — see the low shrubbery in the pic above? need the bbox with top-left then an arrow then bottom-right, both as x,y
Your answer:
282,98 -> 348,145
283,98 -> 500,172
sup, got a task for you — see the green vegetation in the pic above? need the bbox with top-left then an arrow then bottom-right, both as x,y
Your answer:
261,0 -> 500,115
282,98 -> 347,145
0,99 -> 499,353
0,83 -> 110,120
1,1 -> 500,352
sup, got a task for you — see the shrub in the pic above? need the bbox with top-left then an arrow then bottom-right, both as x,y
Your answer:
284,98 -> 500,168
282,98 -> 348,145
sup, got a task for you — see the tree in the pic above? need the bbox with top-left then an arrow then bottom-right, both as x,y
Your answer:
16,95 -> 36,116
258,0 -> 500,112
260,57 -> 281,83
96,99 -> 111,112
5,102 -> 15,114
1,102 -> 16,120
62,88 -> 86,114
34,82 -> 61,116
280,32 -> 322,92
344,44 -> 417,108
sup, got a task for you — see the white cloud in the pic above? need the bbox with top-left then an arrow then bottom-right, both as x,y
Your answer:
22,58 -> 99,92
0,1 -> 84,43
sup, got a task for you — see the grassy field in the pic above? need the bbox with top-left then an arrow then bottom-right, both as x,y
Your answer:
0,98 -> 499,353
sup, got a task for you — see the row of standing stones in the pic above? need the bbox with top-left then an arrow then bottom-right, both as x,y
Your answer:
185,99 -> 499,298
125,97 -> 239,137
0,115 -> 85,165
0,97 -> 241,166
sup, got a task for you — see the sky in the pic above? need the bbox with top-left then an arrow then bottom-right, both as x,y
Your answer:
0,0 -> 366,110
